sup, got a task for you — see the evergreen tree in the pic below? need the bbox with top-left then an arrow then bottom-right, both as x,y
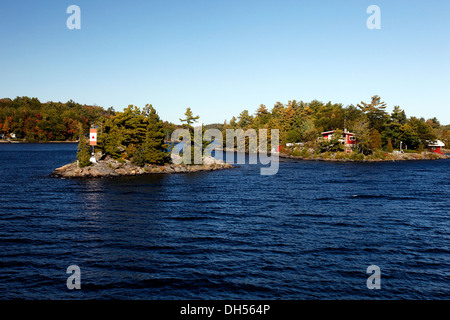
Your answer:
237,110 -> 253,129
178,107 -> 206,164
102,126 -> 123,160
77,133 -> 91,167
140,105 -> 167,164
357,95 -> 389,132
399,123 -> 421,150
179,107 -> 199,126
229,116 -> 237,129
254,104 -> 270,128
409,117 -> 437,146
391,106 -> 407,125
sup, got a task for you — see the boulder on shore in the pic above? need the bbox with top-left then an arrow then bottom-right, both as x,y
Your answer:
51,156 -> 233,178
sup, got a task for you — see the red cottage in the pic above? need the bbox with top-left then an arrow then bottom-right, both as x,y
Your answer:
428,140 -> 445,155
320,129 -> 357,146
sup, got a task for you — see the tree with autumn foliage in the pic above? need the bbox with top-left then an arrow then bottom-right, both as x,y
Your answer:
368,129 -> 382,150
0,96 -> 111,141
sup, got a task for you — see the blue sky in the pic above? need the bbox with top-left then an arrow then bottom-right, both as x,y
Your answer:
0,0 -> 449,124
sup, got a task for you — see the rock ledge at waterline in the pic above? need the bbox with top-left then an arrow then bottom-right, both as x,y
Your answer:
51,155 -> 233,178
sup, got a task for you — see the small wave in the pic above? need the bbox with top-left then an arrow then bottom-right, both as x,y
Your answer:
350,194 -> 418,201
293,212 -> 334,218
167,216 -> 215,221
387,196 -> 417,201
2,238 -> 53,245
349,194 -> 387,199
82,277 -> 220,292
315,197 -> 337,201
419,248 -> 450,254
325,179 -> 358,184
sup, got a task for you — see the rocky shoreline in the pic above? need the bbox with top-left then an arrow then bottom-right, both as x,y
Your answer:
0,140 -> 77,143
279,151 -> 449,162
52,156 -> 233,178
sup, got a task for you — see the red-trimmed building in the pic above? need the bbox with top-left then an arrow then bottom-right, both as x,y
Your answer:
428,140 -> 445,155
320,129 -> 357,147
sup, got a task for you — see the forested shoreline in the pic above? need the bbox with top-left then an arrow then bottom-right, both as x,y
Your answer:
1,96 -> 449,159
0,97 -> 177,143
223,96 -> 448,152
0,97 -> 111,142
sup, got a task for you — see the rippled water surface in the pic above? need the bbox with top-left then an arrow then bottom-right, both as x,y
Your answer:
0,143 -> 449,299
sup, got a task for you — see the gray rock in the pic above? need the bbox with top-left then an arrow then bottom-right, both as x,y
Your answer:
52,156 -> 233,178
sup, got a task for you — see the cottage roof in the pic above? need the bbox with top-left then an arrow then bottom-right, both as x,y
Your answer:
320,130 -> 355,136
428,140 -> 445,147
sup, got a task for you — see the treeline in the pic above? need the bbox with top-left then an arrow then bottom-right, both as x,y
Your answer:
220,95 -> 449,153
0,96 -> 177,143
2,95 -> 448,158
0,97 -> 114,141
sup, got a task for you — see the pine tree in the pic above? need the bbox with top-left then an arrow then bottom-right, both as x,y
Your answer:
391,106 -> 407,125
140,105 -> 167,164
77,133 -> 91,167
237,110 -> 253,129
178,107 -> 203,164
103,126 -> 123,160
179,107 -> 199,126
357,95 -> 388,132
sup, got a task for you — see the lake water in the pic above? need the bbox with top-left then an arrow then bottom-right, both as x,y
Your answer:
0,143 -> 448,299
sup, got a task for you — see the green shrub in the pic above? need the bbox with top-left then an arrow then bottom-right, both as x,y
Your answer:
349,151 -> 365,161
320,151 -> 330,159
417,144 -> 424,153
335,152 -> 349,160
374,150 -> 387,160
132,149 -> 146,166
290,148 -> 302,157
301,147 -> 310,158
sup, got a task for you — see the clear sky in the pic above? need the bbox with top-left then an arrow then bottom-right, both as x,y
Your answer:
0,0 -> 449,124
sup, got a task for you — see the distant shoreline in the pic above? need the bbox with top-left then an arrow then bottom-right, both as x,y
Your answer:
279,151 -> 449,162
0,140 -> 78,144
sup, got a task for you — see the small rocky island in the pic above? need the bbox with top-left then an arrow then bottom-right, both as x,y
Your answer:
52,155 -> 233,178
51,105 -> 235,179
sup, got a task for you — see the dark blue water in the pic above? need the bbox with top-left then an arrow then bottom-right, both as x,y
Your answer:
0,143 -> 449,299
